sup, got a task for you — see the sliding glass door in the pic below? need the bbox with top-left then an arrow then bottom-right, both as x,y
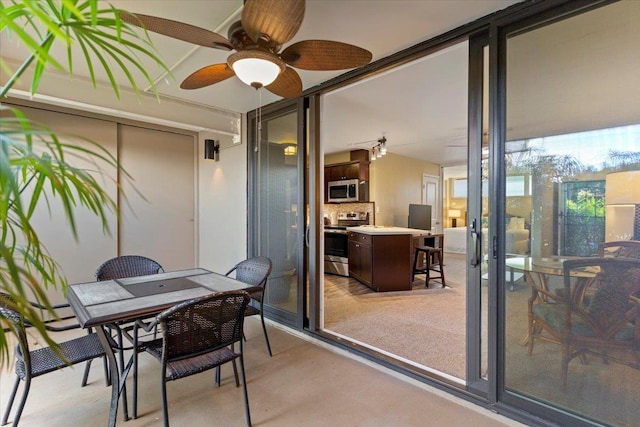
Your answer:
248,102 -> 305,325
500,2 -> 640,425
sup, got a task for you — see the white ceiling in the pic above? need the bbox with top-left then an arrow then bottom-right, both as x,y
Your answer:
1,0 -> 523,162
322,42 -> 470,163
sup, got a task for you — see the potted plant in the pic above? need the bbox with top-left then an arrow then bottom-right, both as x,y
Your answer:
0,0 -> 170,364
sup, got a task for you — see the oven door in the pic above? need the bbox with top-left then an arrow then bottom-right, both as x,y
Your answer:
324,231 -> 348,257
324,231 -> 349,276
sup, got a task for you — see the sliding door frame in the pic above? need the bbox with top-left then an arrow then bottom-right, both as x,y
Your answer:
466,31 -> 490,397
489,0 -> 616,424
247,98 -> 307,328
248,1 -> 621,426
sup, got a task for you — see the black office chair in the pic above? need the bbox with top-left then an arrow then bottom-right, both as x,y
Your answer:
0,293 -> 108,427
225,257 -> 273,356
134,291 -> 252,427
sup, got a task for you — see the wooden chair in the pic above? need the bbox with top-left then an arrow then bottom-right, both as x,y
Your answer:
0,293 -> 108,426
598,240 -> 640,259
133,291 -> 252,427
225,257 -> 273,356
527,257 -> 640,386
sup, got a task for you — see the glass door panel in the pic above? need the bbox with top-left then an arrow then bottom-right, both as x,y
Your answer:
503,2 -> 640,425
320,41 -> 472,385
249,107 -> 301,321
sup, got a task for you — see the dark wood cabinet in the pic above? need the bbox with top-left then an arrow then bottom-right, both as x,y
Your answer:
329,163 -> 360,181
348,232 -> 372,286
348,232 -> 412,292
324,161 -> 370,202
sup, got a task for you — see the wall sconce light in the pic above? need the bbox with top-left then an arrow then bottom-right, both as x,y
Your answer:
284,145 -> 297,156
204,139 -> 220,161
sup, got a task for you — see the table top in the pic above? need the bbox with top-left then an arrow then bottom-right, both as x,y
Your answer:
67,268 -> 251,328
505,256 -> 598,278
346,225 -> 440,236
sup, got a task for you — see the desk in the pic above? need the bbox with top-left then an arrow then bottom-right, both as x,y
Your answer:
67,268 -> 251,427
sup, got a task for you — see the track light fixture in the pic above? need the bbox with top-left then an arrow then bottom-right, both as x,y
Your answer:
371,136 -> 387,160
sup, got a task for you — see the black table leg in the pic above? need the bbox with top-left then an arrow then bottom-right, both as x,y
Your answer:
95,325 -> 130,426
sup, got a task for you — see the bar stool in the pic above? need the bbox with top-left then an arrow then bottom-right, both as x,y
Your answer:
412,245 -> 446,288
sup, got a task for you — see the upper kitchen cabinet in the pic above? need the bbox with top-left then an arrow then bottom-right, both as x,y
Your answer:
328,162 -> 361,181
324,150 -> 371,203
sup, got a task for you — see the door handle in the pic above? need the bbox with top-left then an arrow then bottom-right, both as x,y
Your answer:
305,225 -> 310,248
470,219 -> 480,267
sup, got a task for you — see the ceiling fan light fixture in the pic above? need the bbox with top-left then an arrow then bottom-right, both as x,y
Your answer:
228,50 -> 285,88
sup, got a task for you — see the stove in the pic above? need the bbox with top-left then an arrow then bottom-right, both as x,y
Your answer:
324,212 -> 369,276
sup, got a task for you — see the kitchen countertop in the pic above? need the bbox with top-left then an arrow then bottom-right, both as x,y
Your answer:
346,225 -> 432,236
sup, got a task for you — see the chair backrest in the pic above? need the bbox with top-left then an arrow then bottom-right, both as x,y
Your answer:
157,291 -> 251,361
563,257 -> 640,339
0,292 -> 31,371
0,292 -> 23,332
95,255 -> 164,281
598,240 -> 640,259
225,257 -> 272,289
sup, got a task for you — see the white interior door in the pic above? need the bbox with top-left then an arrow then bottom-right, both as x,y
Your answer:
423,174 -> 441,233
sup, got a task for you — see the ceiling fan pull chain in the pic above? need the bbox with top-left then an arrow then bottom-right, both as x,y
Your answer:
255,88 -> 262,153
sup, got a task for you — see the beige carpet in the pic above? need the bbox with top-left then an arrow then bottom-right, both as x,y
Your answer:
323,255 -> 640,426
323,253 -> 469,379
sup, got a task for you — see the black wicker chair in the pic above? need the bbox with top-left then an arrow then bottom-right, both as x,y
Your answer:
0,293 -> 108,427
94,255 -> 164,419
225,257 -> 273,356
133,291 -> 252,427
95,255 -> 164,281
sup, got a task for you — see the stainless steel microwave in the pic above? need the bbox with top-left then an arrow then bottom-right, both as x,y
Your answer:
328,179 -> 359,203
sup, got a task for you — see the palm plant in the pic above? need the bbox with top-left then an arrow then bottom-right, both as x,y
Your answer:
0,0 -> 170,365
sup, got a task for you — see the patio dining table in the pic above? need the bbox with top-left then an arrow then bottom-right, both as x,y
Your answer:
67,268 -> 252,427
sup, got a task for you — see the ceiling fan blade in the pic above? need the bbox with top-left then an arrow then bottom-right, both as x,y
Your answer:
281,40 -> 372,70
266,67 -> 303,98
121,13 -> 233,50
242,0 -> 304,47
180,64 -> 235,89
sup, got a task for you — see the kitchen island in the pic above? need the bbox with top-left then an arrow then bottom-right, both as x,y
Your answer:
346,226 -> 433,292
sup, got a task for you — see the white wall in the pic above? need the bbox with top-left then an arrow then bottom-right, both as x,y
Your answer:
198,129 -> 248,274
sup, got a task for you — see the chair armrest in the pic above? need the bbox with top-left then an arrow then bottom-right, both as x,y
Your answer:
43,322 -> 82,332
243,285 -> 263,295
30,301 -> 71,310
134,318 -> 158,334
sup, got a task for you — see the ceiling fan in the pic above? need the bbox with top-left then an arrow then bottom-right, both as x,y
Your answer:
121,0 -> 373,98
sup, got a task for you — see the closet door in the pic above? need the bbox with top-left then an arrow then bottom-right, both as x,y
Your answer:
118,124 -> 195,270
5,104 -> 119,300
